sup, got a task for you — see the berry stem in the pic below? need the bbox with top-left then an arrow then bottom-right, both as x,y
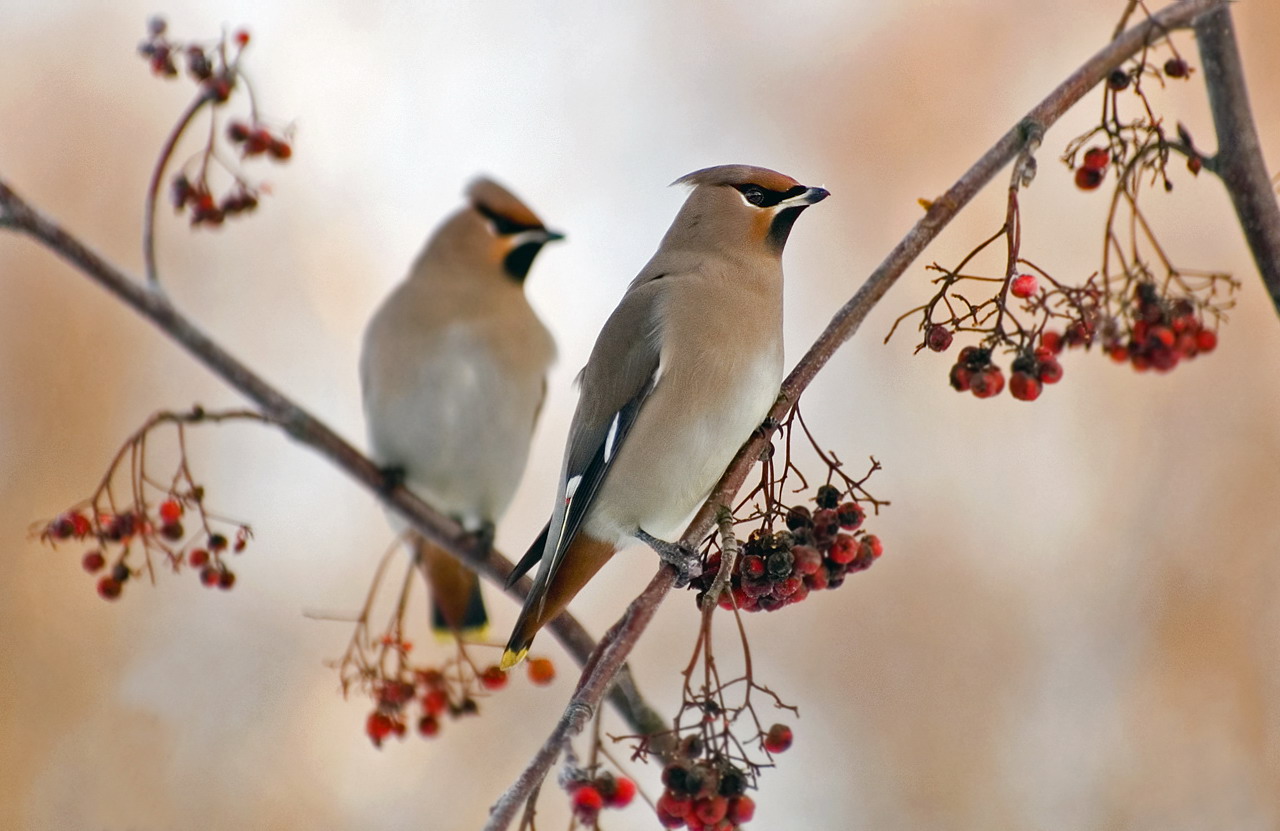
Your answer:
143,89 -> 215,288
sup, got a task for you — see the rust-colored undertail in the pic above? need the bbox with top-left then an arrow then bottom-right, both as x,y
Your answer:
413,533 -> 488,641
500,534 -> 617,668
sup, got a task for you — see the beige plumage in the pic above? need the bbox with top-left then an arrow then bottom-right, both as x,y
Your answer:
502,164 -> 828,667
362,176 -> 559,638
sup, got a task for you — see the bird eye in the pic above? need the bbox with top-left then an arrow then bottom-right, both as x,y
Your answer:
742,187 -> 765,206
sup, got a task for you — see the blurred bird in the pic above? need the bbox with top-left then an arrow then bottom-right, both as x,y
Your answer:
501,164 -> 829,667
361,176 -> 560,640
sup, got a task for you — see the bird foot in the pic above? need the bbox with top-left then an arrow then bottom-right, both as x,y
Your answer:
636,529 -> 702,587
467,522 -> 495,556
377,465 -> 407,493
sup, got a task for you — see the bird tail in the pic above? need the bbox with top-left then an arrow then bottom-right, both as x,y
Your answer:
500,533 -> 616,669
412,533 -> 488,641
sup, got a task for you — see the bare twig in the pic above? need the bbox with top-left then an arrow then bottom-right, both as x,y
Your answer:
0,177 -> 660,737
483,0 -> 1237,825
143,90 -> 213,287
1193,6 -> 1280,315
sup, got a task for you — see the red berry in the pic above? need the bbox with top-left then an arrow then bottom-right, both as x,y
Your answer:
728,795 -> 756,824
740,555 -> 766,580
925,324 -> 953,352
1040,330 -> 1063,354
422,688 -> 448,716
1082,147 -> 1110,171
970,366 -> 1005,398
268,140 -> 292,161
609,777 -> 637,808
1037,358 -> 1064,385
82,550 -> 106,573
200,566 -> 221,587
527,657 -> 555,685
862,535 -> 884,559
1009,370 -> 1042,401
1075,166 -> 1105,190
1195,329 -> 1217,353
97,576 -> 123,600
949,363 -> 973,392
71,513 -> 92,537
693,796 -> 728,825
829,533 -> 858,564
572,785 -> 604,819
791,544 -> 822,575
158,499 -> 183,523
480,665 -> 507,690
1187,155 -> 1203,175
188,548 -> 209,567
1149,325 -> 1175,348
1010,273 -> 1038,299
1164,57 -> 1188,78
234,29 -> 250,47
417,714 -> 440,737
764,723 -> 794,753
366,711 -> 394,746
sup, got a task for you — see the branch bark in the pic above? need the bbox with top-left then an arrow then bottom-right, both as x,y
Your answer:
0,178 -> 662,737
1194,5 -> 1280,316
482,0 -> 1246,826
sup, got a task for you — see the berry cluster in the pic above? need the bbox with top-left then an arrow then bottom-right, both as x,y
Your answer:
137,16 -> 247,103
360,652 -> 556,748
948,341 -> 1063,402
42,497 -> 252,601
1073,145 -> 1111,191
565,772 -> 637,826
691,485 -> 883,613
656,746 -> 762,830
1102,282 -> 1219,371
138,17 -> 293,231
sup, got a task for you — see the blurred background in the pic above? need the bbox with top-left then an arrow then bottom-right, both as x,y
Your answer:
3,1 -> 1279,828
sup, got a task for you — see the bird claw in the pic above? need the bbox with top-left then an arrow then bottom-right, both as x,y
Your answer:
636,529 -> 702,587
468,522 -> 495,556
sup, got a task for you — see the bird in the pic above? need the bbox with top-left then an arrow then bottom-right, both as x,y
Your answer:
501,164 -> 829,668
361,176 -> 560,640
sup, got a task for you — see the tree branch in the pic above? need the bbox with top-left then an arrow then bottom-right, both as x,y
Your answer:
482,0 -> 1238,826
0,177 -> 661,736
1194,5 -> 1280,316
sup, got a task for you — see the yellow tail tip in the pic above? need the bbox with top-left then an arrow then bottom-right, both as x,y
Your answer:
500,647 -> 528,671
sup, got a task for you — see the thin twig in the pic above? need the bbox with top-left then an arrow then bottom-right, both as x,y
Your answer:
143,90 -> 213,287
482,1 -> 1235,826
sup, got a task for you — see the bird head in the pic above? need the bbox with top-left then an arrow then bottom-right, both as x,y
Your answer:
462,176 -> 565,283
669,165 -> 830,256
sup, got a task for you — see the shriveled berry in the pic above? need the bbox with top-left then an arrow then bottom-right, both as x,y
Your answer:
970,366 -> 1005,398
227,121 -> 251,143
765,549 -> 794,579
814,484 -> 841,509
480,665 -> 507,690
527,657 -> 555,685
1164,57 -> 1188,78
417,714 -> 440,737
1075,166 -> 1105,190
1011,273 -> 1038,299
97,576 -> 123,600
1107,68 -> 1131,91
1009,370 -> 1042,401
82,550 -> 106,573
949,363 -> 973,392
764,723 -> 794,753
268,140 -> 292,161
925,324 -> 953,352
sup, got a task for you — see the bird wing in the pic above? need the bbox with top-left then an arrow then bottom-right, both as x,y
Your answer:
507,276 -> 666,594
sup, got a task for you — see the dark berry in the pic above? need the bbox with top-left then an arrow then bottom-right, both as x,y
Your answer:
1164,57 -> 1188,78
925,324 -> 953,352
1075,166 -> 1105,190
1107,68 -> 1131,91
814,484 -> 841,510
764,723 -> 794,753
